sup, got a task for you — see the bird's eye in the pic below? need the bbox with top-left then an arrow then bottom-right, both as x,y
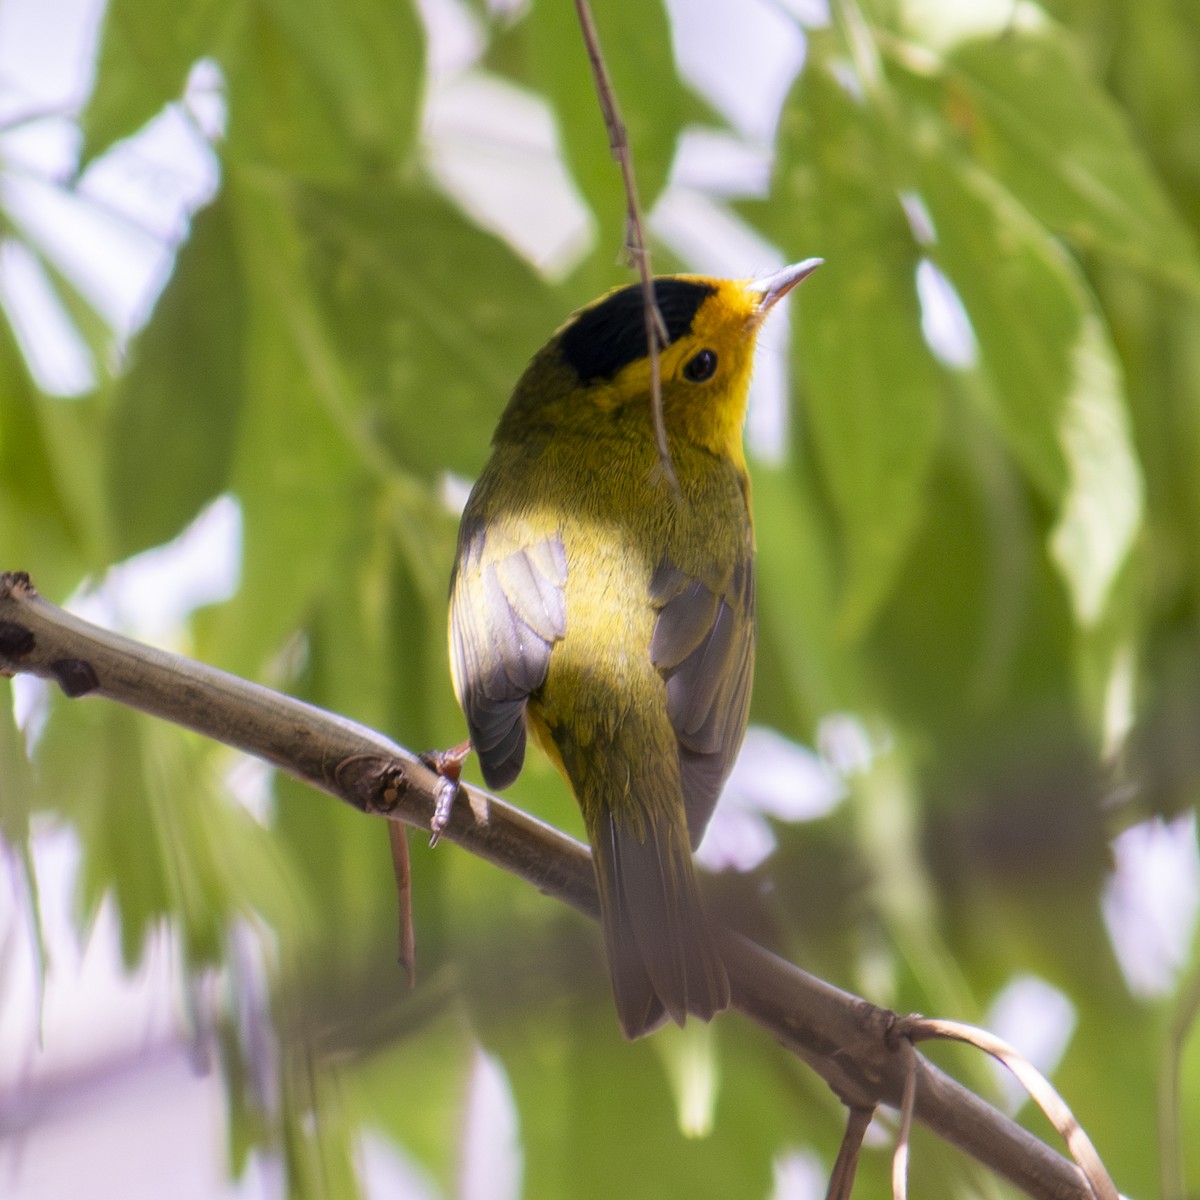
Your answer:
682,348 -> 718,383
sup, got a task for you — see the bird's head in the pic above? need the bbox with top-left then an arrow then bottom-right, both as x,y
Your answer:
501,261 -> 821,466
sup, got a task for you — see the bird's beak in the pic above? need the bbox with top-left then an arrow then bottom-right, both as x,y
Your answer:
751,258 -> 823,321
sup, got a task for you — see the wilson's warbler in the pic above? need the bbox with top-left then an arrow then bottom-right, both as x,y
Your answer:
449,262 -> 820,1038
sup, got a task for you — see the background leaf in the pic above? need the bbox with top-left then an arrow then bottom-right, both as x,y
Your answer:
758,50 -> 942,634
915,22 -> 1200,289
106,194 -> 245,559
81,0 -> 237,165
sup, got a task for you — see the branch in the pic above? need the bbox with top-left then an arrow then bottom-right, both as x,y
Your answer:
572,0 -> 678,498
0,572 -> 1095,1200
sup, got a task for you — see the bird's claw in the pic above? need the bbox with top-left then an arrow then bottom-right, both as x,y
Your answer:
419,739 -> 471,847
428,777 -> 456,847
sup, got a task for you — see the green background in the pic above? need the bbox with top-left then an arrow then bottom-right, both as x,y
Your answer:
2,0 -> 1199,1195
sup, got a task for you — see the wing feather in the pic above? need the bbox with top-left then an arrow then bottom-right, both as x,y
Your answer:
650,555 -> 754,847
449,519 -> 567,790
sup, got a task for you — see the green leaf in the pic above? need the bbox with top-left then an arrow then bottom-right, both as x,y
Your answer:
223,7 -> 352,180
0,679 -> 33,844
0,235 -> 116,577
916,159 -> 1076,498
1049,316 -> 1143,626
488,0 -> 688,254
277,1059 -> 363,1200
749,464 -> 850,725
291,181 -> 566,480
0,314 -> 65,524
0,316 -> 92,591
86,0 -> 423,174
758,57 -> 942,635
1104,0 -> 1200,221
914,155 -> 1143,622
350,1012 -> 476,1193
196,176 -> 359,674
107,194 -> 245,559
81,0 -> 236,165
36,686 -> 295,968
487,1002 -> 786,1200
891,14 -> 1200,289
33,700 -> 166,962
868,427 -> 1040,745
257,0 -> 424,168
224,0 -> 424,178
206,175 -> 552,678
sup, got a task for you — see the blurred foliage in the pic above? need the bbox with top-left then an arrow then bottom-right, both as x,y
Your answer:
2,0 -> 1200,1196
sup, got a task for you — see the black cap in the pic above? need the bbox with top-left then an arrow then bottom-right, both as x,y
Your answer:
560,278 -> 716,384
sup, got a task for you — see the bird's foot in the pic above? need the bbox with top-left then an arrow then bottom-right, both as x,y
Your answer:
419,739 -> 471,846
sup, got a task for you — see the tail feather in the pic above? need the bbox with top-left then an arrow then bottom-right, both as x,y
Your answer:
591,806 -> 729,1039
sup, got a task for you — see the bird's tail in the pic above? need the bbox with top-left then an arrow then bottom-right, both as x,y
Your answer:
587,801 -> 730,1040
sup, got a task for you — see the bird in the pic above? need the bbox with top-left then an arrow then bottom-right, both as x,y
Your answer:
448,260 -> 821,1038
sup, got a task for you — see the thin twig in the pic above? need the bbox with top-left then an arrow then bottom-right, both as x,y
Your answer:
387,822 -> 416,984
0,573 -> 1102,1200
893,1038 -> 918,1200
826,1106 -> 874,1200
572,0 -> 679,498
901,1016 -> 1118,1200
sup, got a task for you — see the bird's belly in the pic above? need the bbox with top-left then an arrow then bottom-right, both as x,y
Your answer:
530,528 -> 664,757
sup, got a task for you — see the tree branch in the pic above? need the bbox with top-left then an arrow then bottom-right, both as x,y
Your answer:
0,572 -> 1096,1200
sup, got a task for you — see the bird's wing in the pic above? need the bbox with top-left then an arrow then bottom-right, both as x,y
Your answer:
649,556 -> 755,849
449,516 -> 568,790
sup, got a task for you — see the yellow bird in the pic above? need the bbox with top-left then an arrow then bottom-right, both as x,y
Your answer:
448,262 -> 820,1038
